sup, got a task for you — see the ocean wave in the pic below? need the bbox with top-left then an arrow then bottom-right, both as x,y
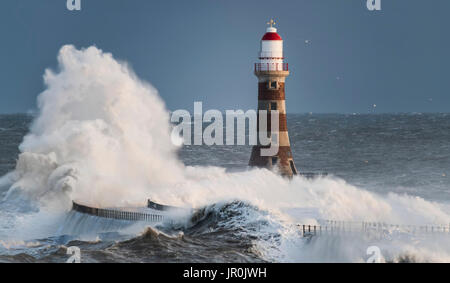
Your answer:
0,45 -> 449,262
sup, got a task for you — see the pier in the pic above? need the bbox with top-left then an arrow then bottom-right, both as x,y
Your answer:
72,201 -> 165,222
298,219 -> 450,238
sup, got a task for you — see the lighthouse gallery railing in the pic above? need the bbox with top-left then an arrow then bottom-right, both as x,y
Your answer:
255,63 -> 288,72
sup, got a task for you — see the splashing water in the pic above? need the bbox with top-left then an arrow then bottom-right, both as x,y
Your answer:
0,45 -> 449,262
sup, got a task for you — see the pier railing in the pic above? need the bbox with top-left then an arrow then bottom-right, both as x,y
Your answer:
299,172 -> 328,179
298,219 -> 450,238
72,201 -> 164,222
73,202 -> 450,239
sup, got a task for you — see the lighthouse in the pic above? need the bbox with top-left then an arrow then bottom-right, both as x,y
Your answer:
249,20 -> 298,177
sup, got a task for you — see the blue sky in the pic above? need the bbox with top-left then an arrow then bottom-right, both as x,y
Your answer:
0,0 -> 449,113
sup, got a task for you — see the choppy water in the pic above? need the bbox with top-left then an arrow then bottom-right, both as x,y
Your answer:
180,113 -> 450,201
0,113 -> 449,263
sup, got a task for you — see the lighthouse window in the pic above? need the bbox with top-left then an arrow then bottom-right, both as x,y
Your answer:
268,81 -> 278,90
271,81 -> 277,89
271,102 -> 277,111
272,157 -> 278,165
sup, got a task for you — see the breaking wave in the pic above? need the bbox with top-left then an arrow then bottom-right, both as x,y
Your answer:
0,45 -> 449,262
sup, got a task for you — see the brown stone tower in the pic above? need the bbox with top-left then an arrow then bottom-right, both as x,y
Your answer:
249,20 -> 298,177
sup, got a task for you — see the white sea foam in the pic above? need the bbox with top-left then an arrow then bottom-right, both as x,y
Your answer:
0,45 -> 449,262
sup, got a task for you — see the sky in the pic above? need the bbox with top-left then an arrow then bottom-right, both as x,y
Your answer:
0,0 -> 449,114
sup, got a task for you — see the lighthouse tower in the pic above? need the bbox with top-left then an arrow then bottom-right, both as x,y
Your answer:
249,20 -> 298,177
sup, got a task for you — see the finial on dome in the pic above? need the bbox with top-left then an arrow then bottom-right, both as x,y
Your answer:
266,18 -> 277,33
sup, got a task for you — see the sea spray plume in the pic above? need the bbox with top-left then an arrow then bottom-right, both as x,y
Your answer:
4,45 -> 184,209
1,44 -> 447,224
0,45 -> 449,262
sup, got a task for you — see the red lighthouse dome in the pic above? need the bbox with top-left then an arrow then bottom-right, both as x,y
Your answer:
262,31 -> 282,41
262,20 -> 282,41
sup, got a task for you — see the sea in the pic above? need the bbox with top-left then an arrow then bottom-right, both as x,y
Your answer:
1,113 -> 449,263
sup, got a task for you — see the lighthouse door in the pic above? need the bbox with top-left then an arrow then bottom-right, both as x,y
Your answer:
289,160 -> 297,175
